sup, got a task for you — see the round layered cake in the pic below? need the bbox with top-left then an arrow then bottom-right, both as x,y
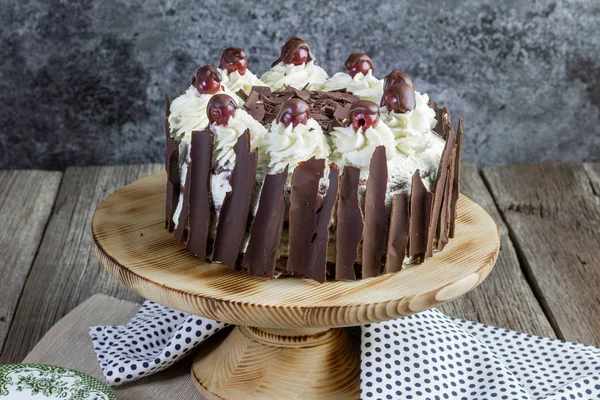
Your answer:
164,37 -> 463,282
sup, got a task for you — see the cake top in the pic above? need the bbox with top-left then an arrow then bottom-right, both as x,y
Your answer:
168,36 -> 446,192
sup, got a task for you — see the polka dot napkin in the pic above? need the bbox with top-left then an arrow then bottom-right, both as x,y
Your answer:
91,302 -> 600,399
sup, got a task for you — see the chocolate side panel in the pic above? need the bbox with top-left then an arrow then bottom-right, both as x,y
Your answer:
425,128 -> 456,257
286,158 -> 326,281
165,93 -> 180,231
408,170 -> 432,260
437,145 -> 457,251
242,168 -> 288,278
385,193 -> 409,273
449,118 -> 464,238
433,107 -> 451,137
185,129 -> 214,259
212,130 -> 258,268
311,163 -> 340,281
362,146 -> 389,278
174,164 -> 192,243
335,166 -> 363,280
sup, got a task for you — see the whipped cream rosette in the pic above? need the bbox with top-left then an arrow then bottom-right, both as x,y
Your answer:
260,38 -> 328,92
321,54 -> 383,102
263,99 -> 330,174
217,47 -> 266,95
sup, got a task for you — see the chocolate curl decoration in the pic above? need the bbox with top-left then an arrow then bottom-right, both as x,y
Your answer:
272,37 -> 315,67
185,129 -> 215,259
425,124 -> 456,257
408,170 -> 433,261
336,166 -> 364,280
449,118 -> 463,238
242,167 -> 288,278
385,193 -> 410,273
212,130 -> 258,269
362,146 -> 389,278
165,93 -> 180,232
286,157 -> 328,282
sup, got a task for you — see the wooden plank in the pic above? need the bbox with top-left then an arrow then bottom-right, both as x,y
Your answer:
0,164 -> 162,364
482,163 -> 600,346
438,163 -> 556,338
0,170 -> 62,354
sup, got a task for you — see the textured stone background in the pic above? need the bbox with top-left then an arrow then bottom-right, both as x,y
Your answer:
1,0 -> 599,170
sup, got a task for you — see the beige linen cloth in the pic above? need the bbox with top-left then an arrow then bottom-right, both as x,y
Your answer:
23,294 -> 207,400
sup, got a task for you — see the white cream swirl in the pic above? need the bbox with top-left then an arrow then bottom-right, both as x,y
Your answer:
218,68 -> 266,95
381,91 -> 439,155
263,119 -> 330,173
168,85 -> 242,143
260,61 -> 328,92
329,122 -> 396,169
321,70 -> 384,103
210,109 -> 267,167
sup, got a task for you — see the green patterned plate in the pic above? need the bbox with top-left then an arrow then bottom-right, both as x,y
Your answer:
0,364 -> 115,400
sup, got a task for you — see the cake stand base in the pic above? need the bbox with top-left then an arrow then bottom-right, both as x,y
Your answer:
191,326 -> 361,400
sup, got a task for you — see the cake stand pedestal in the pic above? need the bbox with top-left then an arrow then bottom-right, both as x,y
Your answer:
92,172 -> 499,400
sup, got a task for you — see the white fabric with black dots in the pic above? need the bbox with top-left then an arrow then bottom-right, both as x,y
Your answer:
91,302 -> 600,400
90,301 -> 227,386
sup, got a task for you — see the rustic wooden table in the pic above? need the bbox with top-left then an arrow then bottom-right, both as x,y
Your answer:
1,162 -> 599,364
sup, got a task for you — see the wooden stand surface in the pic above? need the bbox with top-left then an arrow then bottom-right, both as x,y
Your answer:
92,172 -> 499,400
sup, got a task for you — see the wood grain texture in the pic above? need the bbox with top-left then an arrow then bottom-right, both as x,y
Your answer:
192,326 -> 360,400
438,164 -> 556,338
0,164 -> 162,364
0,170 -> 62,355
483,163 -> 600,345
92,171 -> 499,329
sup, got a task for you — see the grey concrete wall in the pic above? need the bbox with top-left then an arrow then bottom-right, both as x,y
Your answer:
1,0 -> 598,170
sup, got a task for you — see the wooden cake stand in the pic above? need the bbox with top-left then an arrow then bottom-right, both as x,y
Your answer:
92,172 -> 499,400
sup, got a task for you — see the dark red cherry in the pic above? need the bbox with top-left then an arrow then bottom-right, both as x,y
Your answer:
382,83 -> 416,114
347,100 -> 380,131
276,98 -> 310,127
194,65 -> 222,95
344,54 -> 374,78
289,47 -> 309,65
220,47 -> 248,75
272,37 -> 315,67
207,94 -> 237,126
383,70 -> 414,92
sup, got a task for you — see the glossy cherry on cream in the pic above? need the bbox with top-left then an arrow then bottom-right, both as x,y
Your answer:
383,70 -> 414,92
347,100 -> 380,131
344,54 -> 375,78
194,66 -> 222,95
207,94 -> 237,126
382,83 -> 416,114
276,98 -> 310,127
272,38 -> 315,67
220,48 -> 248,75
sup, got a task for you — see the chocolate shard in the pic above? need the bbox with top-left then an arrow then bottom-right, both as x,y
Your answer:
408,170 -> 433,260
336,166 -> 364,280
289,86 -> 311,101
212,130 -> 258,268
313,163 -> 340,280
437,144 -> 457,251
165,93 -> 180,232
385,193 -> 410,273
242,167 -> 288,278
251,85 -> 271,98
433,107 -> 451,137
185,129 -> 214,258
362,146 -> 389,278
425,125 -> 456,257
174,162 -> 192,244
333,104 -> 351,120
246,103 -> 266,122
286,157 -> 326,282
449,118 -> 463,238
244,89 -> 260,109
